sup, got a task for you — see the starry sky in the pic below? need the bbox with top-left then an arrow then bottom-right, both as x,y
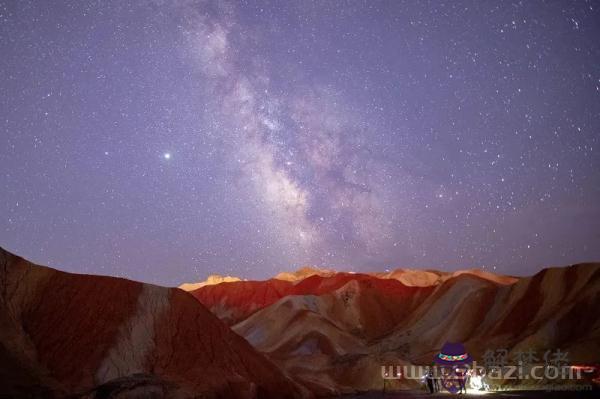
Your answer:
1,1 -> 599,286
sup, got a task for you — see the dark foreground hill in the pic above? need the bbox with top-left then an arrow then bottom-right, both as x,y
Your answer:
0,247 -> 310,399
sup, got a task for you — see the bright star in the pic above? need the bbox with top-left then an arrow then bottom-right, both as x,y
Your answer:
163,152 -> 171,160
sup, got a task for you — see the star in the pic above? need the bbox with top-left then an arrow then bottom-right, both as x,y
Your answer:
163,152 -> 171,160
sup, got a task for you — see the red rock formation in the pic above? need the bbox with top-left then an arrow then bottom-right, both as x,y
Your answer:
192,271 -> 447,326
189,263 -> 600,394
0,247 -> 310,399
190,278 -> 294,325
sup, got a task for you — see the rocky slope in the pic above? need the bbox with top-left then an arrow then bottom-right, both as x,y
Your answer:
0,247 -> 309,399
188,267 -> 517,326
188,264 -> 600,395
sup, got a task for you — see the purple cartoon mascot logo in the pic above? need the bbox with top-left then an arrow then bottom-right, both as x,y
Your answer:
434,342 -> 472,394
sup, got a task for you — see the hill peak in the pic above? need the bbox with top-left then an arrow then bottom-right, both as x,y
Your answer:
274,266 -> 337,282
179,274 -> 242,291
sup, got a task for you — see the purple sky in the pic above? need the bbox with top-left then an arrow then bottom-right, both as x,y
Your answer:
1,1 -> 599,286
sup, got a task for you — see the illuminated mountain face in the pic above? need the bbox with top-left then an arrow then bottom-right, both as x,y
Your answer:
190,264 -> 600,394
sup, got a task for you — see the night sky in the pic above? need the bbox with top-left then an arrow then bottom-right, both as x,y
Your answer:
1,1 -> 599,286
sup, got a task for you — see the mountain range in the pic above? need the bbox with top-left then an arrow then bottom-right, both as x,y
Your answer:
2,245 -> 599,398
184,264 -> 600,394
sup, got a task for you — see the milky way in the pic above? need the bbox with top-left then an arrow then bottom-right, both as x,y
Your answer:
1,1 -> 599,285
